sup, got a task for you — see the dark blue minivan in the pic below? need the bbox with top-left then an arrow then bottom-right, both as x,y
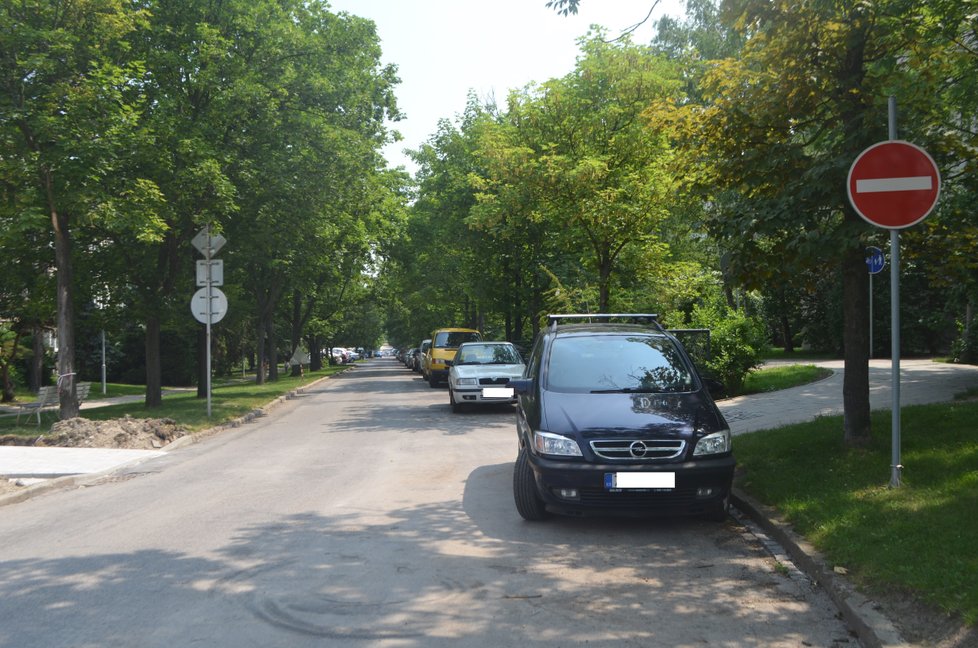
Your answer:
509,314 -> 734,521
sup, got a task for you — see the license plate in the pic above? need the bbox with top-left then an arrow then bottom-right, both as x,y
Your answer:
482,387 -> 514,399
604,472 -> 675,490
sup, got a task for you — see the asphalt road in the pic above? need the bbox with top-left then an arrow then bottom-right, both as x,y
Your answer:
0,359 -> 855,647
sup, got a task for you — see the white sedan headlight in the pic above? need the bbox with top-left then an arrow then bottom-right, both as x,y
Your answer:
455,377 -> 478,386
533,431 -> 583,457
693,429 -> 731,456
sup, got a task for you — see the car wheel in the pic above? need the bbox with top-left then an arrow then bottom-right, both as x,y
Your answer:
513,449 -> 548,521
449,388 -> 461,412
428,373 -> 439,388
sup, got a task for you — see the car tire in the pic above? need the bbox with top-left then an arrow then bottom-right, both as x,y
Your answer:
428,373 -> 439,388
513,449 -> 548,521
449,388 -> 461,412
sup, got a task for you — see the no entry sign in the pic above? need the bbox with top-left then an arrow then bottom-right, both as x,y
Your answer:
847,140 -> 940,229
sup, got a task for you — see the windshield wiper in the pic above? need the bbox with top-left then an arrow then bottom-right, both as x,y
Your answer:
589,387 -> 660,394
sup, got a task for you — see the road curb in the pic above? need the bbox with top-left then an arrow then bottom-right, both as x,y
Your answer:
732,487 -> 912,648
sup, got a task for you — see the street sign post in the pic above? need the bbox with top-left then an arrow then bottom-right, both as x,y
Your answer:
848,98 -> 941,488
865,247 -> 886,358
191,225 -> 227,417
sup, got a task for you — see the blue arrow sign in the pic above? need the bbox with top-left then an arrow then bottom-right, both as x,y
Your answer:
866,246 -> 885,274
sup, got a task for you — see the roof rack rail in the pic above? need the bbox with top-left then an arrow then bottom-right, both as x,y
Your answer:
547,313 -> 663,332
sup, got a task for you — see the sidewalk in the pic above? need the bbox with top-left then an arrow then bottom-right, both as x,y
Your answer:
718,357 -> 978,435
0,391 -> 179,482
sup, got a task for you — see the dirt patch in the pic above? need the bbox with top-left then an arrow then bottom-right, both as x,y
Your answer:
1,416 -> 190,497
0,416 -> 189,450
44,416 -> 188,449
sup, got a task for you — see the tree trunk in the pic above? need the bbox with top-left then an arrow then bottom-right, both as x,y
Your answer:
598,257 -> 612,313
308,334 -> 322,371
29,326 -> 45,392
145,314 -> 162,408
47,177 -> 78,420
842,240 -> 871,445
255,316 -> 266,385
266,318 -> 279,382
781,313 -> 794,353
838,11 -> 872,446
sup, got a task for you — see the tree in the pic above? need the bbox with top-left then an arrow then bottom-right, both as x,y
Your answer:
0,0 -> 159,417
667,0 -> 958,445
473,34 -> 680,312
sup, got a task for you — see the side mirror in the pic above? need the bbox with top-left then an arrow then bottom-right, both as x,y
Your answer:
704,378 -> 726,399
508,378 -> 533,395
444,360 -> 454,367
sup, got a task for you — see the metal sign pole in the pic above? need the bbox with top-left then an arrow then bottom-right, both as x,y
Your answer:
206,223 -> 213,418
101,330 -> 107,395
888,96 -> 902,487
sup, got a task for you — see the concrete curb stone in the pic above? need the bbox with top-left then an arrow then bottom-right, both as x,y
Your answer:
732,487 -> 913,648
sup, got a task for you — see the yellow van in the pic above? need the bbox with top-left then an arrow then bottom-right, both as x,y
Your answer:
425,327 -> 482,387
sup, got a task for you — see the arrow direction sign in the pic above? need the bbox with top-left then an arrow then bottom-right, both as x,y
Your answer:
847,140 -> 940,229
191,228 -> 227,257
865,246 -> 885,275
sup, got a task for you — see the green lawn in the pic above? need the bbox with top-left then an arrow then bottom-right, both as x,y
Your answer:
734,399 -> 978,624
741,364 -> 833,395
0,365 -> 351,434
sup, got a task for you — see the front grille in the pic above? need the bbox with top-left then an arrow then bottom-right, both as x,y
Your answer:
478,377 -> 511,385
590,439 -> 685,461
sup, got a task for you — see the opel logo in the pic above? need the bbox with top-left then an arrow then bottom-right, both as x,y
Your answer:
629,441 -> 648,458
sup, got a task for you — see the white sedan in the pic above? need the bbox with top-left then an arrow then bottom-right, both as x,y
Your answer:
448,341 -> 526,412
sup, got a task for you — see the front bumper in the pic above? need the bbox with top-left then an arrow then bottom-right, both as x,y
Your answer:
452,386 -> 517,405
526,452 -> 735,517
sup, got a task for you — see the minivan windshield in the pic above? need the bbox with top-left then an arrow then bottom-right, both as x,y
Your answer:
546,335 -> 695,393
434,331 -> 482,348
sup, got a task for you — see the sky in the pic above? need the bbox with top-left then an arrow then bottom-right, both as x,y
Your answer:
326,0 -> 687,174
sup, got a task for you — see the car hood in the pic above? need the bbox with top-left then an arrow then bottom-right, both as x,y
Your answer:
452,363 -> 525,380
540,390 -> 726,440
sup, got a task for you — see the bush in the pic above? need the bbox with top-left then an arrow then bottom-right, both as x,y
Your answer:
678,299 -> 767,395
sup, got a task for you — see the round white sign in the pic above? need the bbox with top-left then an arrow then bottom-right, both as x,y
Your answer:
191,287 -> 228,324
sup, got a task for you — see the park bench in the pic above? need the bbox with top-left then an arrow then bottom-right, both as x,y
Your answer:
16,382 -> 91,426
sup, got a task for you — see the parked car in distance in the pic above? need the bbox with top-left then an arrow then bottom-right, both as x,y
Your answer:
414,339 -> 431,374
448,341 -> 526,412
402,347 -> 418,368
510,314 -> 734,522
426,328 -> 482,387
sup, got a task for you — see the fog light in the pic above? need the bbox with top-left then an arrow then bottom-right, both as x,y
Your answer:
696,487 -> 716,498
556,488 -> 578,499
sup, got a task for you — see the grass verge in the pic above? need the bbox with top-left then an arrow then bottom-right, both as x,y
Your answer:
734,399 -> 978,624
0,365 -> 351,435
741,364 -> 833,395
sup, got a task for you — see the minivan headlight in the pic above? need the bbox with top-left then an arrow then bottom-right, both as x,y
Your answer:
693,429 -> 731,456
533,431 -> 583,457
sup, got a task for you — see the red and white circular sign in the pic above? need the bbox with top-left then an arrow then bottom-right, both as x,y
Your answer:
847,140 -> 940,229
